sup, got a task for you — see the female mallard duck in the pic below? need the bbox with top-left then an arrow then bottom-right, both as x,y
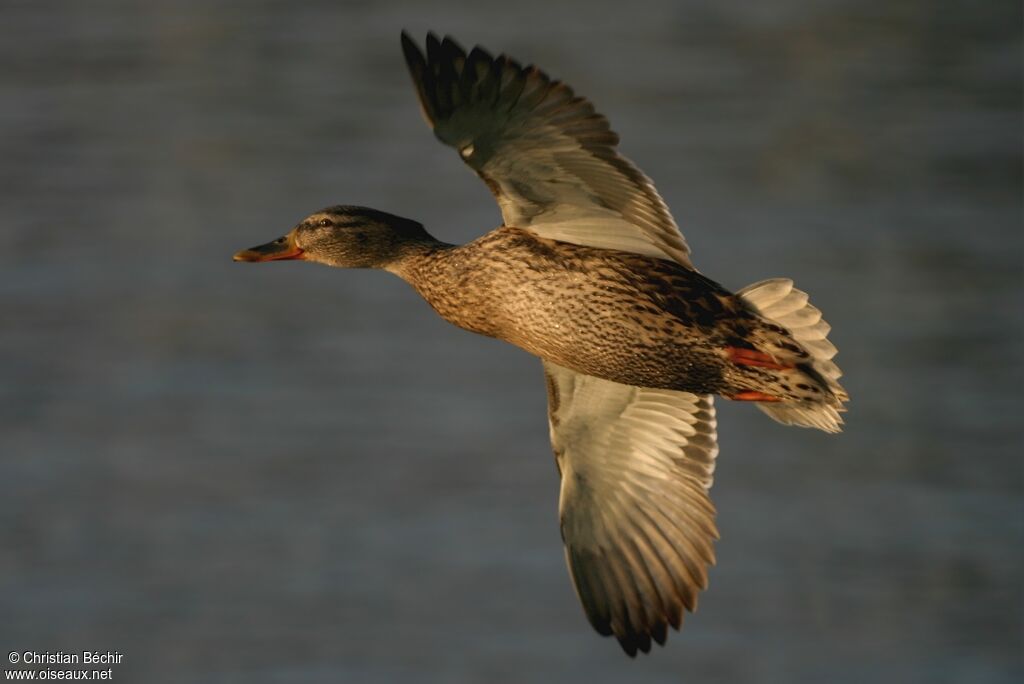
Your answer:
235,33 -> 847,656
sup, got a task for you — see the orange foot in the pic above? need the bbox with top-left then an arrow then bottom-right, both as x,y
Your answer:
726,347 -> 793,371
729,390 -> 782,402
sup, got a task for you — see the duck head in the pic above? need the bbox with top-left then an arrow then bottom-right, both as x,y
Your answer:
233,205 -> 433,269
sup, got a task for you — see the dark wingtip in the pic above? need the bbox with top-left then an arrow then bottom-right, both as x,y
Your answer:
619,638 -> 639,658
440,34 -> 468,61
617,630 -> 662,657
400,30 -> 421,65
651,621 -> 668,646
425,31 -> 442,55
467,45 -> 495,66
401,32 -> 438,126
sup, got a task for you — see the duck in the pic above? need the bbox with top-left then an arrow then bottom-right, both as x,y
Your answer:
234,32 -> 848,656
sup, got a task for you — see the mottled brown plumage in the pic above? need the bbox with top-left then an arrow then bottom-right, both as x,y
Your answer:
394,225 -> 833,404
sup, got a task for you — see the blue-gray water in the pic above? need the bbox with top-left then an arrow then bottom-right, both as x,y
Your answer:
2,1 -> 1021,682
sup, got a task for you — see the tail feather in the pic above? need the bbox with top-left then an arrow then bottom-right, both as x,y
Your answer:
738,278 -> 848,432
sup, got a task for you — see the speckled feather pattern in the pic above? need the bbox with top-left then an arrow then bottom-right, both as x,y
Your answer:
396,226 -> 836,405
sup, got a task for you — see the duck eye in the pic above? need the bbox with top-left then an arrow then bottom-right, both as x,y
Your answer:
318,218 -> 332,227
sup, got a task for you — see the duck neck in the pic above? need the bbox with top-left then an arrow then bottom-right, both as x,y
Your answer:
384,234 -> 506,337
383,233 -> 456,280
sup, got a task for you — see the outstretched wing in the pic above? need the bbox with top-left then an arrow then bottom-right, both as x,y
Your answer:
401,32 -> 694,268
544,361 -> 720,656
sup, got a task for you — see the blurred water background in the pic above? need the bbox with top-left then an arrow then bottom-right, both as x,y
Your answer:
1,1 -> 1021,682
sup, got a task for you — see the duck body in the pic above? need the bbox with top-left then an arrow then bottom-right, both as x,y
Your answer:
394,225 -> 828,403
234,33 -> 850,656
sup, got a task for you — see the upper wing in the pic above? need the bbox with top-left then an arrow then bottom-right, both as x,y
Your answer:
401,32 -> 694,268
544,361 -> 720,656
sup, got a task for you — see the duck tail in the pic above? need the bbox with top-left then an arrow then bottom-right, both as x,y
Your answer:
737,278 -> 849,433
